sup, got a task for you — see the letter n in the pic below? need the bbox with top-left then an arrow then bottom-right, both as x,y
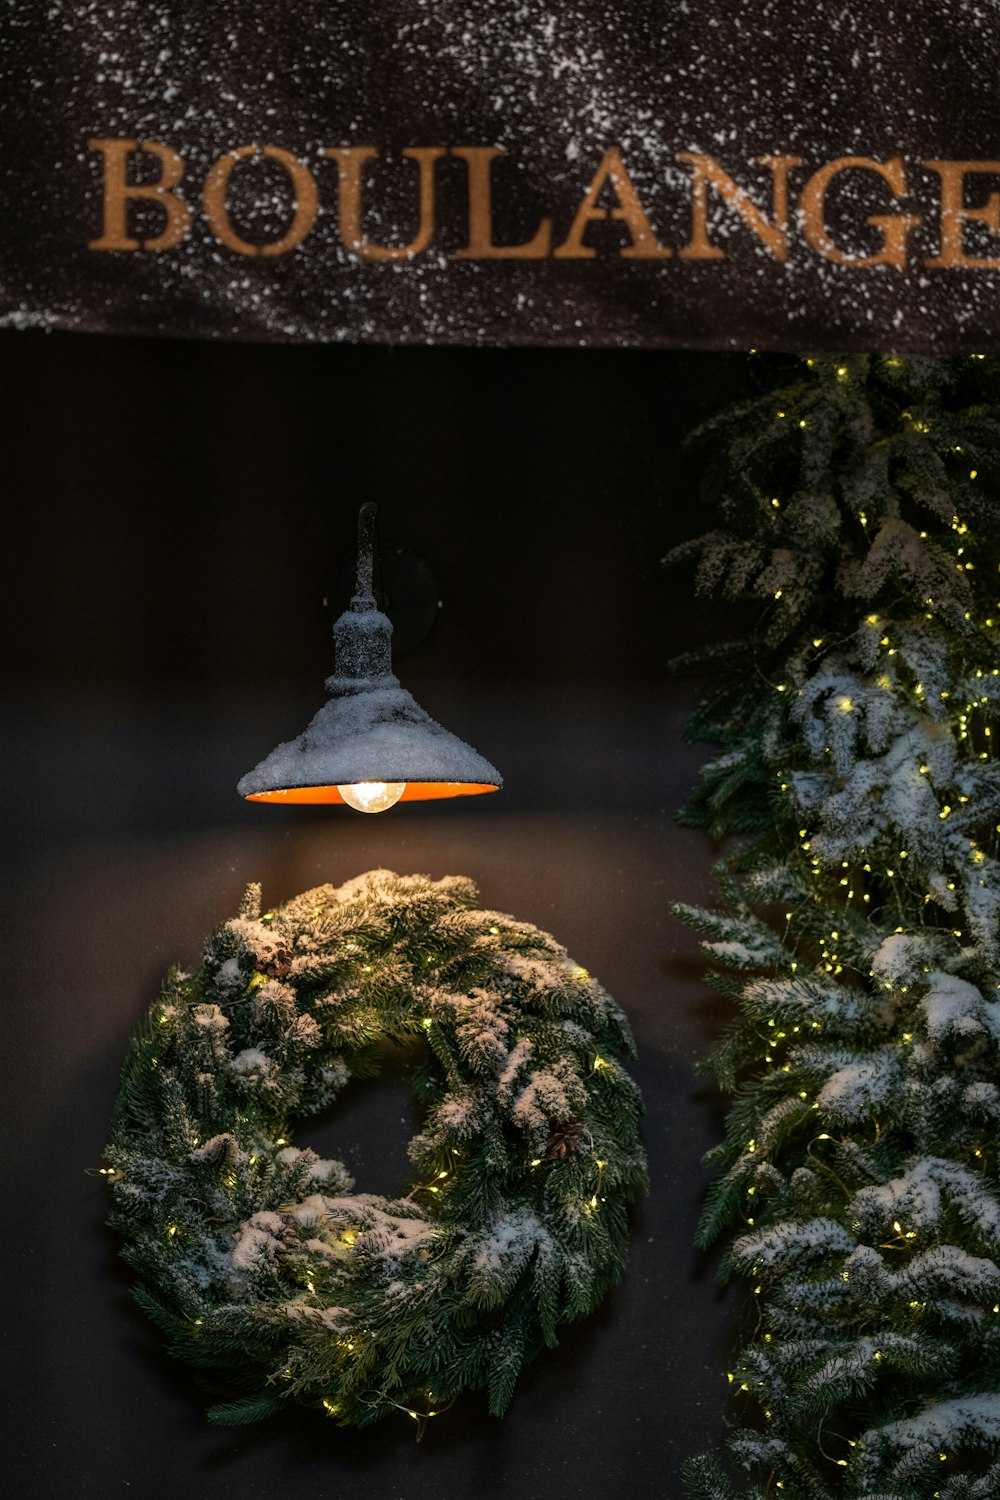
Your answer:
676,153 -> 801,261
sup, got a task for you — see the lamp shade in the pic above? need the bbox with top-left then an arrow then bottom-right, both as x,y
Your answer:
238,506 -> 501,807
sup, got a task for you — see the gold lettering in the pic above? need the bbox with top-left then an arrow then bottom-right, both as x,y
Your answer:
924,161 -> 1000,268
323,147 -> 444,260
676,153 -> 801,261
553,147 -> 670,259
799,156 -> 919,267
452,147 -> 552,258
202,145 -> 318,256
88,138 -> 190,251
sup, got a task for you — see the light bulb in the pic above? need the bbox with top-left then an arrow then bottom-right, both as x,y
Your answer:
337,781 -> 406,813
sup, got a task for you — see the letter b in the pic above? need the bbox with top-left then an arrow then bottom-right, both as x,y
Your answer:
88,139 -> 190,251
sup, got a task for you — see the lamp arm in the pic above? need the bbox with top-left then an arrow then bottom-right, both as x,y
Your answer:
354,502 -> 383,609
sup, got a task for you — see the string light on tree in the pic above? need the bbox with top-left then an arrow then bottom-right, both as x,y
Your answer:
672,351 -> 1000,1500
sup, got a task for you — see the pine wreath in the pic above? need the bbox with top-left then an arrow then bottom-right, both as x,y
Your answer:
105,870 -> 647,1431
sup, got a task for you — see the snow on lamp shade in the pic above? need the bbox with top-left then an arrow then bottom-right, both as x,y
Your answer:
237,504 -> 502,812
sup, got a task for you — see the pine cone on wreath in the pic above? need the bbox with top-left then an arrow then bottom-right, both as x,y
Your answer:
259,946 -> 293,978
545,1119 -> 583,1159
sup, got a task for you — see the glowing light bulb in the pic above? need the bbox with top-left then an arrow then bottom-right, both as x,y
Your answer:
337,781 -> 406,813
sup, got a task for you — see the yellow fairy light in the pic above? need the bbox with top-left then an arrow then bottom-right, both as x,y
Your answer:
837,696 -> 853,713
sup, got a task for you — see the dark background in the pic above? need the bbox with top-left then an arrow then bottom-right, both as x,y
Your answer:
2,333 -> 771,1499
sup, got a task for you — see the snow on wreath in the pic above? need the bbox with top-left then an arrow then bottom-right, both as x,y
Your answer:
104,869 -> 647,1432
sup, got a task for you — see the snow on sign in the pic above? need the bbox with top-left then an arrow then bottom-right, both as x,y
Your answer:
3,0 -> 1000,350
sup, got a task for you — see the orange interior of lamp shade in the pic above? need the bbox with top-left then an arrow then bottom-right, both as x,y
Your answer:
245,782 -> 500,805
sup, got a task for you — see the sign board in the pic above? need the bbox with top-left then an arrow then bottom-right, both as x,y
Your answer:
3,1 -> 1000,349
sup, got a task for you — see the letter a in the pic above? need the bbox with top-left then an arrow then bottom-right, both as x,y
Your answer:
554,148 -> 670,259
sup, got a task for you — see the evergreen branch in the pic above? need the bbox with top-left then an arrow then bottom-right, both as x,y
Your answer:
676,352 -> 1000,1500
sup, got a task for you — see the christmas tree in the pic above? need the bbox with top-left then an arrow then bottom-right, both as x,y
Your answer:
674,353 -> 1000,1499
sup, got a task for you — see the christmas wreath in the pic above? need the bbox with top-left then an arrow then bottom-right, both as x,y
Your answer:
105,870 -> 647,1432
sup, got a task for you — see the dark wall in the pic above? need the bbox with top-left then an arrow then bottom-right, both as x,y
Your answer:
2,331 -> 766,1500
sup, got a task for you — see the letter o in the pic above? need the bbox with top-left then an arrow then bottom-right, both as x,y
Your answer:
203,145 -> 318,257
